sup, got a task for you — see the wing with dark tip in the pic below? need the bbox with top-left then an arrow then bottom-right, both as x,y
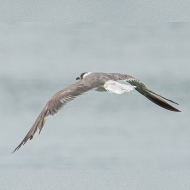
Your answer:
12,106 -> 49,152
13,79 -> 99,152
125,76 -> 180,112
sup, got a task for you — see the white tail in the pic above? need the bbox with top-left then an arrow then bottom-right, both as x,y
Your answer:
104,80 -> 136,94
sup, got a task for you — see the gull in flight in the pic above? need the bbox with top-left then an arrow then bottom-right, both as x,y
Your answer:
13,72 -> 180,152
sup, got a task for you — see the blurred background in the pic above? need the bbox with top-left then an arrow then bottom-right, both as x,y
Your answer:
0,23 -> 189,169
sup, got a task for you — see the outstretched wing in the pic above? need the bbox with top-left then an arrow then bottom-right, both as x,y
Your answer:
13,79 -> 98,152
127,76 -> 180,112
111,73 -> 181,112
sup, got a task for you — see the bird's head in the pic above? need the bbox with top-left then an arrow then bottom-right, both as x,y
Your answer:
76,72 -> 92,80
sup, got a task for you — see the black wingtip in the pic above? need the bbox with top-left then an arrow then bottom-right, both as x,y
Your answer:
12,147 -> 19,154
12,144 -> 23,153
151,91 -> 179,106
145,92 -> 181,112
175,109 -> 181,112
12,140 -> 27,153
171,108 -> 181,112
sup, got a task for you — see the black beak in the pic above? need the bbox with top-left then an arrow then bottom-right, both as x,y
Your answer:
76,77 -> 80,80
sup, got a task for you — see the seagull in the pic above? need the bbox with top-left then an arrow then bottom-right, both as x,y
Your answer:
13,72 -> 180,152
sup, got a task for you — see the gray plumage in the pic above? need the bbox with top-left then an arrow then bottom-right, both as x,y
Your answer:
13,72 -> 180,152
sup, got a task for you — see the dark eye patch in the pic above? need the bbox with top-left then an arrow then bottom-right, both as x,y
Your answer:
80,72 -> 87,79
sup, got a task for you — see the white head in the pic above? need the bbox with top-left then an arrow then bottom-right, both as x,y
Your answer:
76,72 -> 92,80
